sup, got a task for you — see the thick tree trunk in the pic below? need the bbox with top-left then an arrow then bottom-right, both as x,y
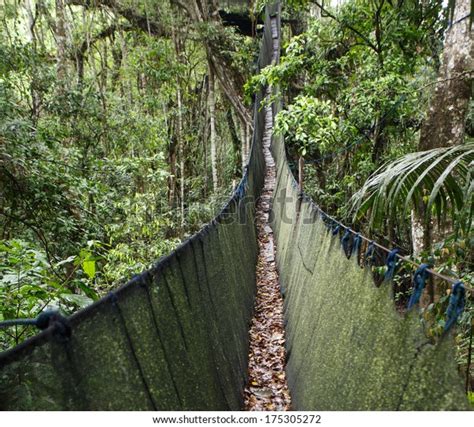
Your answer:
412,0 -> 473,256
209,67 -> 218,192
111,38 -> 122,92
419,0 -> 474,150
246,122 -> 251,161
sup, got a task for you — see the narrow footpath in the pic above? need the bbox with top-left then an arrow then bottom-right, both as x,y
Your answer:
244,85 -> 291,410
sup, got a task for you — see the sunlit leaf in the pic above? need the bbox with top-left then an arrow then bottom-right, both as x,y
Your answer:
82,260 -> 96,280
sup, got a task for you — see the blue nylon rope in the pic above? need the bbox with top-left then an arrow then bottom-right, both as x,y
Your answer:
0,309 -> 70,340
444,281 -> 466,332
407,263 -> 430,309
364,241 -> 375,265
384,248 -> 400,281
332,224 -> 340,236
341,229 -> 351,256
321,212 -> 332,229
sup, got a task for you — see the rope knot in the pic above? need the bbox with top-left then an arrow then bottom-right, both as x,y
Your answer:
444,281 -> 466,332
37,310 -> 71,342
384,248 -> 400,281
407,263 -> 431,310
364,241 -> 375,265
341,229 -> 351,257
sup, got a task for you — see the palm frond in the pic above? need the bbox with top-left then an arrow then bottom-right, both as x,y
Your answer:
350,143 -> 474,233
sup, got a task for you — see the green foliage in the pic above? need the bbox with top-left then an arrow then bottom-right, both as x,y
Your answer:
351,143 -> 474,233
247,0 -> 442,216
0,0 -> 251,349
274,96 -> 341,156
0,239 -> 97,349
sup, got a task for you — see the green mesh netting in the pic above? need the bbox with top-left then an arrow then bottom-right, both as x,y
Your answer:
270,104 -> 470,411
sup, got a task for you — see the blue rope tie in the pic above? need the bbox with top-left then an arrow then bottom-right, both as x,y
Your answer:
364,241 -> 375,265
332,224 -> 340,236
407,263 -> 430,309
444,281 -> 466,332
352,233 -> 362,258
235,174 -> 248,200
341,229 -> 351,256
384,248 -> 400,281
0,309 -> 70,337
320,212 -> 331,229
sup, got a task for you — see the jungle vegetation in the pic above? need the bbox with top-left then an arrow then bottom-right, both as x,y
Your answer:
0,0 -> 472,390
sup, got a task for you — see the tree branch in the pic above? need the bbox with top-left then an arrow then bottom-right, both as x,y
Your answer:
70,23 -> 133,83
66,0 -> 170,36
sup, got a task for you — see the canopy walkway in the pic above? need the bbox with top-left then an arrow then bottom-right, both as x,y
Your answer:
0,2 -> 470,411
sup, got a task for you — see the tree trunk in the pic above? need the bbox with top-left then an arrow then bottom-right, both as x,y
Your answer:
226,108 -> 242,177
55,0 -> 67,91
25,0 -> 41,122
419,0 -> 474,150
167,120 -> 178,209
201,77 -> 210,198
171,20 -> 186,229
177,83 -> 185,228
209,66 -> 218,192
412,0 -> 473,256
371,115 -> 386,164
246,122 -> 251,161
